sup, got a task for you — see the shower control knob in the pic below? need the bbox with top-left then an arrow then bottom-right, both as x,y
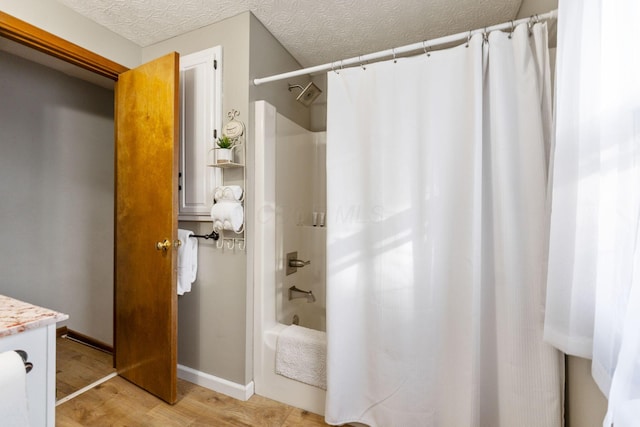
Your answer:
288,259 -> 311,268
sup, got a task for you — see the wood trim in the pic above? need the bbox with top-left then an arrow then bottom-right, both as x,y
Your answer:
0,11 -> 128,80
57,326 -> 114,354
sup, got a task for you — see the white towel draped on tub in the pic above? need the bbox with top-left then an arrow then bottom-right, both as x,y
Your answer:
275,324 -> 327,390
210,201 -> 244,232
0,351 -> 30,427
177,229 -> 198,295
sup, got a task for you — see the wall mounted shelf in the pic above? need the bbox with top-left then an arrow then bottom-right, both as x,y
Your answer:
208,109 -> 246,251
208,162 -> 244,169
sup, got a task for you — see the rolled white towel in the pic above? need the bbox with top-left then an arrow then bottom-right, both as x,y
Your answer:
214,185 -> 244,202
210,200 -> 244,232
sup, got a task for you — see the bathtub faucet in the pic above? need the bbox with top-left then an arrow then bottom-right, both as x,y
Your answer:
288,285 -> 316,303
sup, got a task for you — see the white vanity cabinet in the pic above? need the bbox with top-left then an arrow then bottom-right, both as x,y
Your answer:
0,296 -> 68,427
179,46 -> 223,220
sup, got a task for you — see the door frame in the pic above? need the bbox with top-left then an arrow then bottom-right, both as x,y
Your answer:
0,10 -> 131,356
0,11 -> 128,350
0,12 -> 128,79
1,11 -> 180,403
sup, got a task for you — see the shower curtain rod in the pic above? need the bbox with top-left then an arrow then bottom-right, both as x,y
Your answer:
253,9 -> 557,86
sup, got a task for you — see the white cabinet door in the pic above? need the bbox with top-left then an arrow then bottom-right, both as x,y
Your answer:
0,325 -> 55,427
179,46 -> 222,219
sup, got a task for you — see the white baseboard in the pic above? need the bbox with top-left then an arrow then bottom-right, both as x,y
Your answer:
177,364 -> 255,401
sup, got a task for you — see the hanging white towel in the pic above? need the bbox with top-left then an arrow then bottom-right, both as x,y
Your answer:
177,229 -> 198,295
214,185 -> 244,202
0,351 -> 30,427
210,201 -> 244,232
275,325 -> 327,390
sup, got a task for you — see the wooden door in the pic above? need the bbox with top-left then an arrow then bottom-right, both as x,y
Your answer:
114,52 -> 179,404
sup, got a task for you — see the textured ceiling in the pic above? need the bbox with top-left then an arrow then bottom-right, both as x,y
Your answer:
56,0 -> 523,67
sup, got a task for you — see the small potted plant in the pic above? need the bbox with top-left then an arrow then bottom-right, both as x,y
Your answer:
216,135 -> 235,164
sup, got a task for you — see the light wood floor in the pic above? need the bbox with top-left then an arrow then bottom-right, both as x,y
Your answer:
56,338 -> 330,426
56,336 -> 116,400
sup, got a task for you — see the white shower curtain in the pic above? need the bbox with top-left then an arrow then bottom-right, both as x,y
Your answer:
325,23 -> 562,427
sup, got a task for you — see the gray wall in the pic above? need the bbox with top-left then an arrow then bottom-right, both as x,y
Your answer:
142,12 -> 310,386
517,0 -> 557,19
142,12 -> 252,386
0,50 -> 114,345
248,13 -> 310,130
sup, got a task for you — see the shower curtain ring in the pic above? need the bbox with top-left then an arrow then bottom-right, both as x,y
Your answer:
465,30 -> 472,48
423,41 -> 431,57
528,14 -> 540,36
359,55 -> 366,70
508,20 -> 515,39
391,48 -> 397,63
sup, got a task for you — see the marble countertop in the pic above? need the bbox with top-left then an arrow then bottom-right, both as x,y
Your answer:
0,295 -> 68,338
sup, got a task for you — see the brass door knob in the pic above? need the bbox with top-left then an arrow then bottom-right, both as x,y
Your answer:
156,239 -> 171,251
156,239 -> 182,251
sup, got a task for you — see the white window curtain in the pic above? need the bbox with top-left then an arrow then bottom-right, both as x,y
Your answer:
544,0 -> 640,425
325,22 -> 562,427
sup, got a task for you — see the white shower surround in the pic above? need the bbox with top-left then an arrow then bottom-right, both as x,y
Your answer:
252,101 -> 327,415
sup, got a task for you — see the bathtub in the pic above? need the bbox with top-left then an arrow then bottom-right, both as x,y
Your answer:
258,324 -> 326,414
252,101 -> 327,415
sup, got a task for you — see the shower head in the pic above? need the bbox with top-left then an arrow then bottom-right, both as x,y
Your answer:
288,82 -> 322,107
